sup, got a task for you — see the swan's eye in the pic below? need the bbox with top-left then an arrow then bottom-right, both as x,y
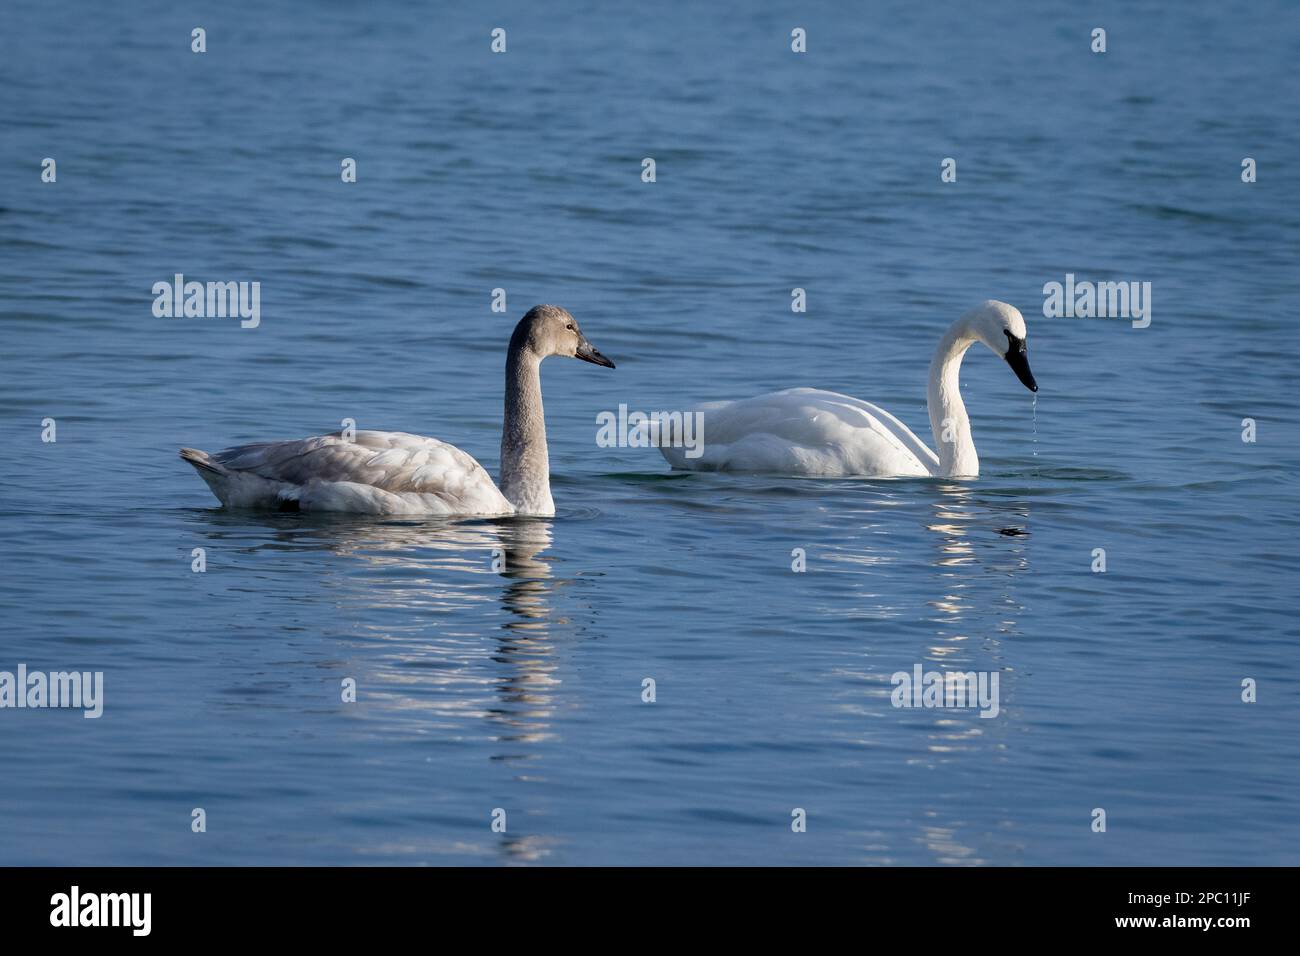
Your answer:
566,324 -> 575,331
1003,329 -> 1026,355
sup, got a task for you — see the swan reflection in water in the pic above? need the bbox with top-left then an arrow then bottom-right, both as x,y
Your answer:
185,481 -> 1033,864
916,480 -> 1031,865
185,509 -> 573,861
924,481 -> 1031,638
818,480 -> 1031,865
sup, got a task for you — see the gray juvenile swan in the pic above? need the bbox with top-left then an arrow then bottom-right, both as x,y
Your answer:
180,305 -> 615,515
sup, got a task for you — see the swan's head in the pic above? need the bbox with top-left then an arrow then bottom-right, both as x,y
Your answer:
513,304 -> 615,368
969,300 -> 1037,393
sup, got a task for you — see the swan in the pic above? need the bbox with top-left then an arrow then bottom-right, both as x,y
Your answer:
658,300 -> 1037,478
180,305 -> 615,515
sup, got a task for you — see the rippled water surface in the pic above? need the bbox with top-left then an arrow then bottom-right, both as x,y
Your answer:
2,1 -> 1298,865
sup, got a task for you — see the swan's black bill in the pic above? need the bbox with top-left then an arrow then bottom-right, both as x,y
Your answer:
576,339 -> 615,369
1003,331 -> 1037,392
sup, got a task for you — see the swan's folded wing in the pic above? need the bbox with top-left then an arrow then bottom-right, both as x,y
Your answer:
665,388 -> 937,476
210,430 -> 513,513
786,389 -> 940,472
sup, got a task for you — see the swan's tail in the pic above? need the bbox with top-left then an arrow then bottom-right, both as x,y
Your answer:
180,446 -> 298,508
180,446 -> 237,505
179,447 -> 226,476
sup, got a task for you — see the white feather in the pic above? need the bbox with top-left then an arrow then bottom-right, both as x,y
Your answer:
659,301 -> 1036,479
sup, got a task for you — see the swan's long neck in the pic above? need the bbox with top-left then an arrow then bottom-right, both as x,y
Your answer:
927,322 -> 980,478
499,347 -> 554,515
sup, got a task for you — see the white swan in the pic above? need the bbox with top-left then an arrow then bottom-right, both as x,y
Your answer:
658,300 -> 1037,478
180,305 -> 615,515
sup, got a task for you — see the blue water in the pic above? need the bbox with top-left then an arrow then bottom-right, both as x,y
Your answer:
2,0 -> 1298,865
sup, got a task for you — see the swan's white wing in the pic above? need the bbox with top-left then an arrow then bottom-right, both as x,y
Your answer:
660,388 -> 937,477
194,430 -> 514,515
